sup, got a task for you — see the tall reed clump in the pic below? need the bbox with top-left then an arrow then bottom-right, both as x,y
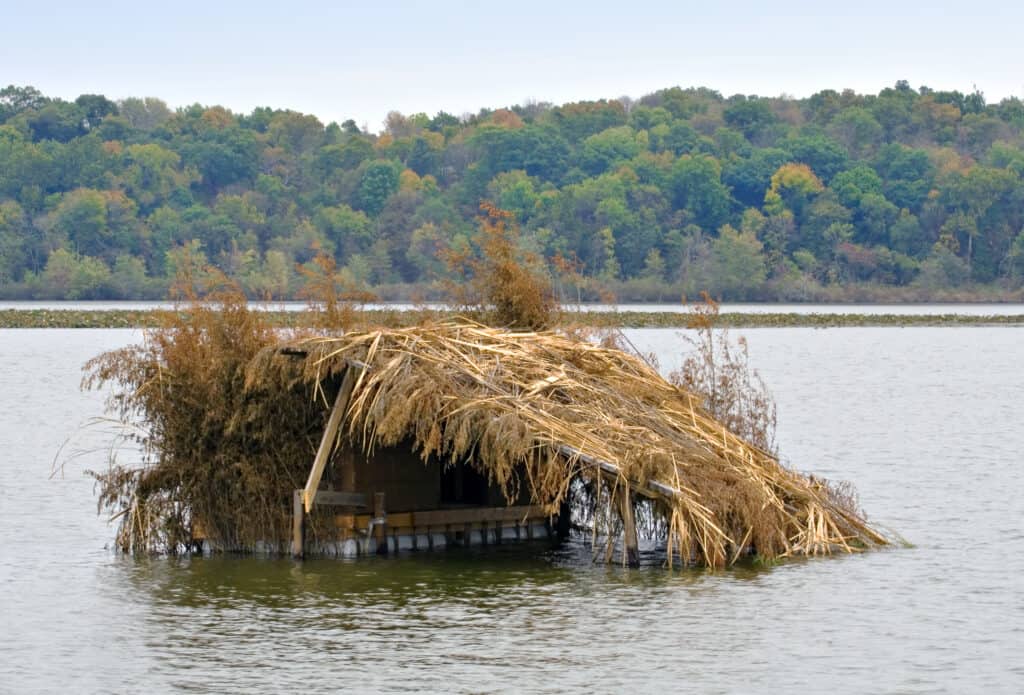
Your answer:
441,202 -> 557,330
671,294 -> 778,454
297,248 -> 378,332
83,272 -> 353,553
670,294 -> 867,523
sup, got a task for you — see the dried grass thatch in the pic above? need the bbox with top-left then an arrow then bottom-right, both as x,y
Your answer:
249,321 -> 887,566
86,295 -> 887,566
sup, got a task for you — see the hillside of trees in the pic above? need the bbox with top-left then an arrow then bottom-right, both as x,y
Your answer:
2,82 -> 1023,301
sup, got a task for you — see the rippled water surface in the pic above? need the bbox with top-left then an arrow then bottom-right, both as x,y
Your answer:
1,327 -> 1022,693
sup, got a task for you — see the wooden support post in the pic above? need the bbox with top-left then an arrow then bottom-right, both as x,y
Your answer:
463,522 -> 472,546
291,489 -> 304,559
304,366 -> 359,513
373,492 -> 387,555
618,486 -> 640,568
494,520 -> 502,545
556,497 -> 572,541
340,444 -> 356,496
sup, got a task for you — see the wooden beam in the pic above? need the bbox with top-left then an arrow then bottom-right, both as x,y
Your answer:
313,490 -> 367,508
335,505 -> 547,534
558,445 -> 682,501
291,489 -> 304,558
409,505 -> 547,527
373,492 -> 387,555
340,442 -> 357,498
303,365 -> 360,513
618,485 -> 640,568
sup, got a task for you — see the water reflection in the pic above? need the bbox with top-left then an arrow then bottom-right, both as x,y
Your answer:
101,539 -> 784,693
117,538 -> 766,611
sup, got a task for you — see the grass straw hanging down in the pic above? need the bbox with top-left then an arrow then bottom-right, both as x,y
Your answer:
267,321 -> 888,566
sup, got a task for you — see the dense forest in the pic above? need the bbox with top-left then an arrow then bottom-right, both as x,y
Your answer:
2,82 -> 1023,301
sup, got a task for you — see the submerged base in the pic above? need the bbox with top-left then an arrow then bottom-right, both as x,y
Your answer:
198,504 -> 556,559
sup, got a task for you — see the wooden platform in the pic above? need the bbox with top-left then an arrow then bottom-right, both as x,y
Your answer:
193,501 -> 553,557
329,503 -> 551,555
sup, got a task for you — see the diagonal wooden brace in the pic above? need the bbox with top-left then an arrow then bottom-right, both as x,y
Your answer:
303,364 -> 360,514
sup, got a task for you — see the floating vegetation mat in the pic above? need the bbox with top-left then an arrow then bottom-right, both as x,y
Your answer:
7,307 -> 1024,329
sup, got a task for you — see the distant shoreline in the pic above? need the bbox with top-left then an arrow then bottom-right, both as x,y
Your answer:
2,308 -> 1023,329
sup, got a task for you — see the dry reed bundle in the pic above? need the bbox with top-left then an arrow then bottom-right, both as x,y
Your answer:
86,287 -> 887,565
247,321 -> 888,567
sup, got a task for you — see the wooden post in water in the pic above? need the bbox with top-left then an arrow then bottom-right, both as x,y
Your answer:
292,489 -> 304,559
618,486 -> 640,568
373,492 -> 387,555
340,444 -> 356,496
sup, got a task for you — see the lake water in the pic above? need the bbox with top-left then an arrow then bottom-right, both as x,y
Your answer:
1,327 -> 1022,693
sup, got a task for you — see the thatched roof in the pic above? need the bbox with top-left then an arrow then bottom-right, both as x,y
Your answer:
251,321 -> 887,567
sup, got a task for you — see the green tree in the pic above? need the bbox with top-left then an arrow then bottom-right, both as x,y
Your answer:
723,98 -> 778,142
46,189 -> 109,257
828,107 -> 884,158
487,170 -> 540,223
709,224 -> 767,298
117,97 -> 172,131
831,166 -> 884,208
111,254 -> 149,298
669,155 -> 731,231
0,85 -> 48,122
40,249 -> 113,299
121,143 -> 195,212
786,134 -> 849,182
315,204 -> 372,256
356,160 -> 400,215
0,200 -> 38,282
723,148 -> 791,207
579,126 -> 643,175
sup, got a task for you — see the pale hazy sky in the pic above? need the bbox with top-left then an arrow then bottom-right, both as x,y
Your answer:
4,0 -> 1022,132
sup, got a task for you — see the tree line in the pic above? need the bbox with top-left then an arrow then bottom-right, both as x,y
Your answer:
1,81 -> 1023,301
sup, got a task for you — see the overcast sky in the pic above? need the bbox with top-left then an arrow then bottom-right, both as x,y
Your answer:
5,0 -> 1022,132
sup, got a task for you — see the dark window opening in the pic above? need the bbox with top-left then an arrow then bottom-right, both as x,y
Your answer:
440,461 -> 488,506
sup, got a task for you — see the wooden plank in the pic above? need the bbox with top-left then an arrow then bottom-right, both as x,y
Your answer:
409,504 -> 547,527
340,443 -> 357,497
373,492 -> 387,555
303,365 -> 360,513
291,489 -> 304,559
314,490 -> 367,508
389,512 -> 415,529
557,444 -> 677,501
335,505 -> 547,533
618,486 -> 640,568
